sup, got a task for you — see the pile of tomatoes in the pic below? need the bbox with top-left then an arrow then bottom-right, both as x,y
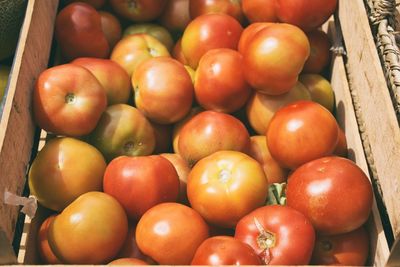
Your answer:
28,0 -> 373,266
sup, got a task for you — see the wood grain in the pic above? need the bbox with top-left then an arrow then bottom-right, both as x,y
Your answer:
338,0 -> 400,242
0,0 -> 58,263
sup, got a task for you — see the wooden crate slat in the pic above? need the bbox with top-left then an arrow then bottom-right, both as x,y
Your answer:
0,0 -> 59,262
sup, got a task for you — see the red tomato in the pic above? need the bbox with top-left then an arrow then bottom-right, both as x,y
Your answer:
132,57 -> 194,124
181,13 -> 243,69
38,215 -> 61,264
72,58 -> 131,105
116,225 -> 150,262
103,155 -> 179,221
286,156 -> 373,235
266,100 -> 339,169
111,34 -> 170,77
110,0 -> 168,22
29,137 -> 106,211
188,150 -> 268,228
242,0 -> 278,23
67,0 -> 105,9
246,82 -> 311,135
194,48 -> 251,113
275,0 -> 338,32
238,22 -> 271,54
136,203 -> 209,265
303,30 -> 331,73
189,0 -> 245,23
33,64 -> 107,137
55,3 -> 109,60
178,111 -> 250,165
243,23 -> 310,95
191,236 -> 262,265
159,0 -> 191,33
248,136 -> 289,184
160,153 -> 191,204
108,258 -> 148,265
89,104 -> 156,161
235,205 -> 315,265
311,226 -> 369,265
99,11 -> 122,49
48,192 -> 128,264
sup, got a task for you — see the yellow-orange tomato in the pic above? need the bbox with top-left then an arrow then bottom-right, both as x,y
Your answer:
246,82 -> 311,135
238,22 -> 271,54
111,34 -> 170,77
136,203 -> 209,265
299,74 -> 335,113
243,23 -> 310,95
181,13 -> 243,69
189,0 -> 245,23
29,137 -> 106,211
48,192 -> 128,264
187,150 -> 268,228
248,136 -> 289,184
132,57 -> 194,124
108,258 -> 148,265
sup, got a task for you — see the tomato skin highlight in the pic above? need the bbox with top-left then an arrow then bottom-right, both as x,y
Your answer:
286,156 -> 373,235
191,236 -> 263,265
235,205 -> 315,265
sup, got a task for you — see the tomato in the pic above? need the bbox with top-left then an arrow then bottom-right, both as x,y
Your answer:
103,155 -> 179,221
334,127 -> 348,157
303,30 -> 331,73
108,258 -> 148,265
243,23 -> 310,95
38,215 -> 61,264
182,13 -> 243,69
172,38 -> 189,65
191,236 -> 262,265
172,106 -> 204,154
275,0 -> 338,32
194,48 -> 251,113
246,82 -> 311,135
99,11 -> 122,49
117,225 -> 153,263
29,137 -> 106,211
55,3 -> 109,60
123,24 -> 174,52
188,150 -> 268,228
160,153 -> 191,204
48,192 -> 128,264
33,64 -> 107,137
110,0 -> 168,22
150,122 -> 172,154
238,22 -> 271,54
235,205 -> 315,265
248,136 -> 288,184
72,58 -> 131,105
111,34 -> 170,77
159,0 -> 190,34
242,0 -> 278,23
299,74 -> 335,112
311,226 -> 369,265
189,0 -> 245,23
132,57 -> 194,124
266,100 -> 339,169
286,156 -> 373,234
136,203 -> 209,265
89,104 -> 156,161
178,111 -> 250,165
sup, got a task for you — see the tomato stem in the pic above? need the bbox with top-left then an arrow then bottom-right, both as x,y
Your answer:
266,183 -> 287,205
65,93 -> 76,104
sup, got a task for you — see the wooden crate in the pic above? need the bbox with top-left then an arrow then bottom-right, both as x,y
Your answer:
338,0 -> 400,265
0,0 -> 59,264
0,0 -> 395,266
